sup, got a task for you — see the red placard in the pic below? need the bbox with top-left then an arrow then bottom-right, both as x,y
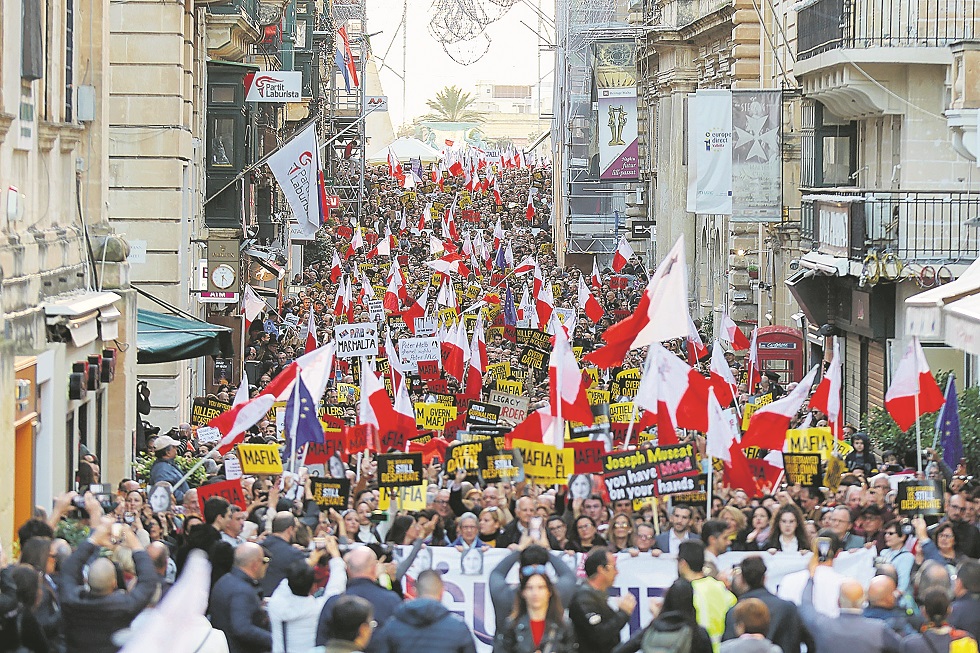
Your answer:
442,413 -> 466,439
609,276 -> 629,290
337,225 -> 352,240
569,440 -> 605,474
197,478 -> 247,514
503,325 -> 517,343
427,378 -> 449,394
418,360 -> 441,381
344,424 -> 377,455
380,428 -> 407,453
365,231 -> 378,246
303,430 -> 344,464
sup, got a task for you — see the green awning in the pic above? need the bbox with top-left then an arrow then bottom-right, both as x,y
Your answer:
136,309 -> 234,364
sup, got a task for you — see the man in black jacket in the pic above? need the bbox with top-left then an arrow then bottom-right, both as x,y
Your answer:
569,547 -> 636,653
950,559 -> 980,639
496,496 -> 562,550
59,515 -> 159,653
208,542 -> 272,653
258,511 -> 306,596
723,555 -> 810,653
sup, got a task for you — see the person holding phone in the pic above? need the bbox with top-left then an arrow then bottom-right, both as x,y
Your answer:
776,530 -> 847,617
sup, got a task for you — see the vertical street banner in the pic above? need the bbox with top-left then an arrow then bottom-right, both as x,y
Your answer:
732,90 -> 782,222
687,89 -> 733,215
594,41 -> 639,181
267,122 -> 321,240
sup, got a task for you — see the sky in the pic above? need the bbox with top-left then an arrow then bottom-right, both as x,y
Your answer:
364,0 -> 555,128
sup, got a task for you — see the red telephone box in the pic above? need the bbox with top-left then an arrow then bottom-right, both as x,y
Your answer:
756,326 -> 804,384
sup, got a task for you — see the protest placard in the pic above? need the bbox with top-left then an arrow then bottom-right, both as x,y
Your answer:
782,453 -> 822,487
512,439 -> 573,484
486,362 -> 510,380
344,424 -> 376,455
414,317 -> 437,337
785,428 -> 835,459
223,454 -> 242,480
467,401 -> 500,426
587,388 -> 611,406
515,328 -> 550,350
432,393 -> 456,406
488,390 -> 529,425
367,299 -> 385,322
399,337 -> 440,363
377,452 -> 424,488
379,482 -> 428,510
414,403 -> 458,430
197,479 -> 246,514
236,444 -> 283,474
518,346 -> 548,370
191,397 -> 232,424
417,360 -> 441,380
823,455 -> 846,492
609,402 -> 635,424
445,440 -> 484,481
494,379 -> 523,395
334,323 -> 379,358
670,475 -> 708,506
337,383 -> 359,404
612,369 -> 641,398
303,430 -> 343,463
309,477 -> 351,510
569,440 -> 605,474
196,426 -> 220,445
602,443 -> 700,501
897,479 -> 945,516
478,449 -> 525,484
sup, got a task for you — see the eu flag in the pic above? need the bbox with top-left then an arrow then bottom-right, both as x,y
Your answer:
503,284 -> 518,326
283,377 -> 324,460
935,375 -> 962,471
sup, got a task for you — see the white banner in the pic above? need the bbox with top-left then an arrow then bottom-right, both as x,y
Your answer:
334,323 -> 379,359
732,90 -> 782,222
398,337 -> 440,364
268,122 -> 321,230
687,90 -> 733,215
396,547 -> 876,653
245,71 -> 302,102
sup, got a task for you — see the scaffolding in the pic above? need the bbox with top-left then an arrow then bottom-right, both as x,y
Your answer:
552,0 -> 644,265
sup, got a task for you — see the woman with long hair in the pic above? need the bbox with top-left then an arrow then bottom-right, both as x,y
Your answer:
567,515 -> 607,553
719,506 -> 748,550
607,514 -> 636,554
498,568 -> 576,653
914,518 -> 963,574
764,504 -> 810,553
742,507 -> 772,551
613,578 -> 712,653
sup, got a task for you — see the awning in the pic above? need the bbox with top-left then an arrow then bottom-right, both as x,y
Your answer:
785,268 -> 831,326
905,257 -> 980,340
43,291 -> 121,347
136,309 -> 234,364
943,293 -> 980,356
799,252 -> 849,276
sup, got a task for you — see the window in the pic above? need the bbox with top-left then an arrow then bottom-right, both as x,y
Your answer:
815,103 -> 857,186
210,85 -> 237,104
209,116 -> 236,166
65,0 -> 74,121
21,0 -> 44,80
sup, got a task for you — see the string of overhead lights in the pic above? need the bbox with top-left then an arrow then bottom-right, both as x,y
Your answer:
428,0 -> 519,65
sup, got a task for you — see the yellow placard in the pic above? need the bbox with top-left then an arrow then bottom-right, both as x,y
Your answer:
741,402 -> 763,431
834,438 -> 854,458
414,403 -> 458,430
609,402 -> 635,423
236,444 -> 283,474
378,481 -> 428,511
437,307 -> 458,326
337,383 -> 359,404
487,361 -> 511,379
585,368 -> 600,384
512,439 -> 574,483
587,388 -> 610,406
495,379 -> 523,395
785,427 -> 835,459
572,346 -> 583,361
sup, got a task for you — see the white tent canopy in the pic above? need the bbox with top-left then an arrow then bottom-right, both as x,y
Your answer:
366,137 -> 443,166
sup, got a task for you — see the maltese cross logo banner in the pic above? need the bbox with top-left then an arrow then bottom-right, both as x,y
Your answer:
267,122 -> 321,232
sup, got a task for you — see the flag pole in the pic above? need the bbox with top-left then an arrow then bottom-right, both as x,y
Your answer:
624,348 -> 654,449
289,368 -> 301,474
914,337 -> 923,474
706,454 -> 713,518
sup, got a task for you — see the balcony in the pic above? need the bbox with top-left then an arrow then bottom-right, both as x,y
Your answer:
801,189 -> 980,263
206,0 -> 261,61
798,0 -> 980,60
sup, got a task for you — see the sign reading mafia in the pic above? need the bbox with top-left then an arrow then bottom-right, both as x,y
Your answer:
245,71 -> 303,102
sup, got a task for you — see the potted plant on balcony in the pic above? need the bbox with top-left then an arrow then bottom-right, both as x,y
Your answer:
747,264 -> 760,279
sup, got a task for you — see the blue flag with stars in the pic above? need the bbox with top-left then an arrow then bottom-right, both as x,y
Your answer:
503,284 -> 518,326
283,376 -> 323,460
935,375 -> 962,471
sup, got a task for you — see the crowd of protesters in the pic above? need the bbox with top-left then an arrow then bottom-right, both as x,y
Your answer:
3,148 -> 980,653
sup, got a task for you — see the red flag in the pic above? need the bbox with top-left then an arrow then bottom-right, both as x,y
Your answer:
612,235 -> 634,272
408,436 -> 449,464
577,276 -> 604,324
208,394 -> 278,456
746,328 -> 762,393
304,310 -> 318,352
724,442 -> 760,496
885,337 -> 945,432
809,338 -> 843,437
720,313 -> 750,350
741,366 -> 819,450
525,189 -> 536,221
330,250 -> 343,283
549,326 -> 593,429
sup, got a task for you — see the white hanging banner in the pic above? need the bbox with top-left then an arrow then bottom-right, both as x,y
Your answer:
687,89 -> 733,215
267,122 -> 321,230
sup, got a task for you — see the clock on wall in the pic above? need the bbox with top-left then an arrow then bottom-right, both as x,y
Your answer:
210,263 -> 237,289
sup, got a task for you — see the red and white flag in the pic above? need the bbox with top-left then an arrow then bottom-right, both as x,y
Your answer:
505,407 -> 556,448
634,343 -> 710,443
387,149 -> 404,182
809,337 -> 843,437
549,326 -> 593,433
359,363 -> 397,431
392,374 -> 418,446
612,235 -> 634,273
329,250 -> 343,283
332,276 -> 347,318
885,337 -> 945,432
584,236 -> 689,369
444,320 -> 470,383
577,276 -> 604,323
383,274 -> 400,313
232,373 -> 250,408
709,340 -> 738,407
401,287 -> 429,334
525,188 -> 537,221
535,279 -> 555,328
706,387 -> 737,463
512,256 -> 536,277
686,314 -> 708,363
465,316 -> 487,397
591,258 -> 602,290
242,285 -> 265,331
746,328 -> 762,393
741,366 -> 820,450
304,310 -> 318,352
720,313 -> 750,350
493,218 -> 505,250
208,394 -> 278,456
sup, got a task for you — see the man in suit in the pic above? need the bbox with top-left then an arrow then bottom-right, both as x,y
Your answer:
208,542 -> 273,653
724,555 -> 810,653
652,504 -> 700,555
258,511 -> 306,597
496,496 -> 562,550
828,506 -> 866,551
799,575 -> 901,653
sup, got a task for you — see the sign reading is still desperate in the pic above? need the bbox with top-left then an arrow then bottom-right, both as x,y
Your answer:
377,452 -> 424,488
897,479 -> 945,516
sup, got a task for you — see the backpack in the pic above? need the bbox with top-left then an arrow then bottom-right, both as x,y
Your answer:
642,624 -> 693,653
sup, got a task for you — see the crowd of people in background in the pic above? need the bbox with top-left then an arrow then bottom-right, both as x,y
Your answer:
3,150 -> 980,653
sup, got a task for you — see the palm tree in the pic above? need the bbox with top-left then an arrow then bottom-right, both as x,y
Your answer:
422,85 -> 485,123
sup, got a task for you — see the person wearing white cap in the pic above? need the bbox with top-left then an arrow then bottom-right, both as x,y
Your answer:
149,435 -> 190,501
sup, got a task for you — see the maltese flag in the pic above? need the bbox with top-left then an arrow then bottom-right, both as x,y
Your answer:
577,276 -> 604,323
706,387 -> 738,463
329,250 -> 343,283
525,188 -> 537,221
709,340 -> 738,407
885,337 -> 945,432
809,337 -> 843,437
591,258 -> 602,290
208,394 -> 278,456
401,287 -> 429,334
304,310 -> 318,352
741,366 -> 820,450
720,313 -> 750,350
242,285 -> 265,331
548,326 -> 593,432
612,235 -> 634,272
686,314 -> 708,363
